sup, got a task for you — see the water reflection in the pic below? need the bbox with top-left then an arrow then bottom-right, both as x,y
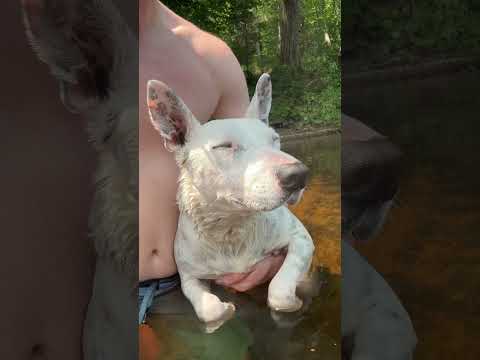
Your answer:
146,134 -> 341,360
283,135 -> 341,274
345,71 -> 480,359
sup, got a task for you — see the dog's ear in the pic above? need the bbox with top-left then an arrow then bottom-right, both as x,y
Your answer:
245,73 -> 272,125
147,80 -> 200,149
21,0 -> 135,114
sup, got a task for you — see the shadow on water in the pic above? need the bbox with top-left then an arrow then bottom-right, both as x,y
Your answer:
147,134 -> 341,360
345,70 -> 480,360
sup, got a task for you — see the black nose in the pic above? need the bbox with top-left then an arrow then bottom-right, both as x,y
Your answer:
277,163 -> 309,193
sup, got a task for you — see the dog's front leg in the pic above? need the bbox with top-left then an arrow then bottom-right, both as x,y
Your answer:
179,272 -> 236,328
267,222 -> 314,312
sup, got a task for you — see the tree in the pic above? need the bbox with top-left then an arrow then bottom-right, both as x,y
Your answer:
279,0 -> 303,69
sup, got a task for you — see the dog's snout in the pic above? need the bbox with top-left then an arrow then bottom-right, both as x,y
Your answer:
277,163 -> 309,193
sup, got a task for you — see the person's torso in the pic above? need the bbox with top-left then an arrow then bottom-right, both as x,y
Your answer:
139,28 -> 221,280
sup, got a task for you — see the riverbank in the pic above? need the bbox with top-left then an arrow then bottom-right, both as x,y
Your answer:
275,124 -> 340,141
343,55 -> 480,86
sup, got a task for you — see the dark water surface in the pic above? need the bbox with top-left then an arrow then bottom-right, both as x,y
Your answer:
345,70 -> 480,360
146,134 -> 341,360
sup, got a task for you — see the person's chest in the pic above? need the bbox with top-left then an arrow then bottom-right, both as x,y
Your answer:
138,32 -> 221,184
139,35 -> 220,129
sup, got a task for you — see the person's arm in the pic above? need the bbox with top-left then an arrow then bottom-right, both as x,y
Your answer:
199,34 -> 286,291
216,253 -> 286,292
195,34 -> 250,118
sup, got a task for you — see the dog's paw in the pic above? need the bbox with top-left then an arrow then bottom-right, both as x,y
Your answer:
202,304 -> 235,334
202,302 -> 236,334
267,293 -> 303,312
196,293 -> 236,324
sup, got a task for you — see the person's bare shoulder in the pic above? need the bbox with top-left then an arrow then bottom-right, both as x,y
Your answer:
173,23 -> 250,119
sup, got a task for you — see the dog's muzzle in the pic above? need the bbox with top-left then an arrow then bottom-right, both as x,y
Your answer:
277,162 -> 309,204
286,188 -> 305,205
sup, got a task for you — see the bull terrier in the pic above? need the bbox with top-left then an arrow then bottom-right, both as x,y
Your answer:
147,73 -> 315,331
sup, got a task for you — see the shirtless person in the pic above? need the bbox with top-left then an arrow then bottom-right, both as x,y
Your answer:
139,0 -> 285,321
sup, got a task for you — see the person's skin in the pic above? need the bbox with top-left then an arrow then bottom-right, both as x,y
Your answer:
139,1 -> 285,291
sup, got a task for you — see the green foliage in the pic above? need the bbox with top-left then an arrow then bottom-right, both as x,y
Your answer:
301,0 -> 341,70
163,0 -> 341,129
163,0 -> 260,73
343,0 -> 480,62
261,61 -> 340,128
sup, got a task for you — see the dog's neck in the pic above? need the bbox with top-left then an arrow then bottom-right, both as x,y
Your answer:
177,171 -> 256,241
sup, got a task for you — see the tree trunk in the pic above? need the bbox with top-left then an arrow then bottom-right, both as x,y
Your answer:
279,0 -> 302,69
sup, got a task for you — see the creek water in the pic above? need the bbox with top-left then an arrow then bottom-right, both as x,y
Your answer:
345,69 -> 480,360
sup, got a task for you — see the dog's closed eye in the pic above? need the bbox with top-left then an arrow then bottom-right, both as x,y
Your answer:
212,142 -> 233,150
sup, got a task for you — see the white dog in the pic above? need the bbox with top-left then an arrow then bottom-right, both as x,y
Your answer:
147,73 -> 315,331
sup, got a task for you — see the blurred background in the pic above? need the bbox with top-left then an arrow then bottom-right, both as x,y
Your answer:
343,0 -> 480,70
343,1 -> 480,359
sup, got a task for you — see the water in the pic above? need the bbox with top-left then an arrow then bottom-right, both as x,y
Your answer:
345,70 -> 480,359
144,134 -> 341,360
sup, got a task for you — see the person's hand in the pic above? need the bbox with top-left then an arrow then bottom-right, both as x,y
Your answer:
215,251 -> 286,292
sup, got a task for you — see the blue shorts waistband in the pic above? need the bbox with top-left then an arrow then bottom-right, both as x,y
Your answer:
138,274 -> 181,324
139,273 -> 180,288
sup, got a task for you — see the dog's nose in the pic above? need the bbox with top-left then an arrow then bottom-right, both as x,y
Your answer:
277,162 -> 309,193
